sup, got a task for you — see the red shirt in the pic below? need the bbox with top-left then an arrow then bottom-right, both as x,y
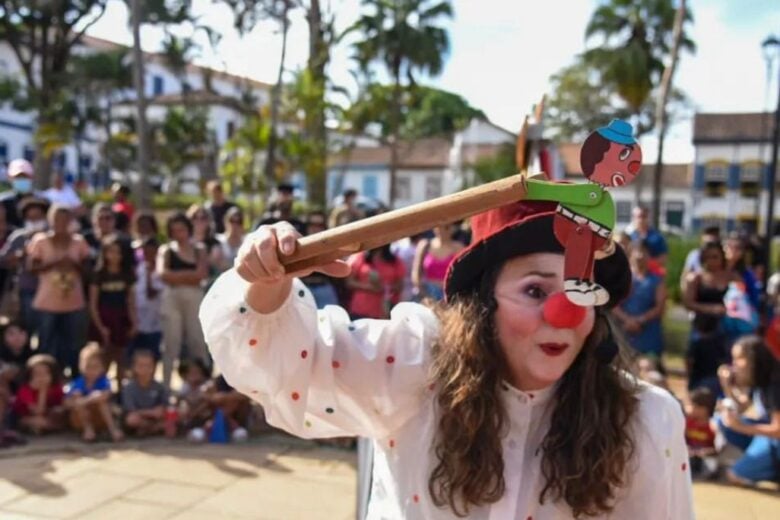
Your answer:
685,416 -> 715,449
348,253 -> 405,319
112,200 -> 135,219
13,383 -> 64,417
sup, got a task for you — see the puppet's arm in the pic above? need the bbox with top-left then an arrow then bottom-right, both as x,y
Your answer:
525,179 -> 603,207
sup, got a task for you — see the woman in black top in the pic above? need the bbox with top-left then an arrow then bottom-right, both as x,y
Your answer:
157,213 -> 209,388
683,241 -> 742,393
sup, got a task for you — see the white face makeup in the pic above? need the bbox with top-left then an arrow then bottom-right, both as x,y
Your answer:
493,253 -> 595,391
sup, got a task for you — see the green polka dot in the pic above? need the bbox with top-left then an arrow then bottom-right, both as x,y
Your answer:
305,420 -> 312,428
665,448 -> 671,458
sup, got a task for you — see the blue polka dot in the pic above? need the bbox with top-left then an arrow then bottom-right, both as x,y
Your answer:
348,324 -> 356,331
298,290 -> 305,297
239,306 -> 247,314
325,407 -> 334,414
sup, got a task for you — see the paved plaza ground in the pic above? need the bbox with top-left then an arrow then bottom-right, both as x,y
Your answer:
0,432 -> 777,519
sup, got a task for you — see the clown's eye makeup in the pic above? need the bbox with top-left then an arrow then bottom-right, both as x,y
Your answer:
619,147 -> 631,161
523,283 -> 548,301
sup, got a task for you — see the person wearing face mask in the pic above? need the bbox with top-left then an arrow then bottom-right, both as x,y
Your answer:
0,198 -> 50,328
0,159 -> 38,229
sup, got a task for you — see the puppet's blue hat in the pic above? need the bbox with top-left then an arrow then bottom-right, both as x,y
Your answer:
596,119 -> 637,145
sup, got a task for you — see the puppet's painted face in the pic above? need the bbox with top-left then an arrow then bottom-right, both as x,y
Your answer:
589,141 -> 642,187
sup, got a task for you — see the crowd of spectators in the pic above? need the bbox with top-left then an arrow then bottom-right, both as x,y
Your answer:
0,157 -> 778,490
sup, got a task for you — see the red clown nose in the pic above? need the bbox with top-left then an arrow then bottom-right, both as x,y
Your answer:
543,292 -> 587,329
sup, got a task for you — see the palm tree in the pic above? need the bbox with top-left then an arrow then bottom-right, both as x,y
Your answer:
127,0 -> 191,209
652,0 -> 689,229
584,0 -> 694,206
350,0 -> 453,208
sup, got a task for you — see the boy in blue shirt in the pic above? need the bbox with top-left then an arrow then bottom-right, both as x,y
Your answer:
65,343 -> 123,442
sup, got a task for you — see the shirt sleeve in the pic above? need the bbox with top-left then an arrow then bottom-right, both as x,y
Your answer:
199,269 -> 439,440
67,378 -> 85,396
96,376 -> 111,392
13,385 -> 35,416
26,233 -> 44,260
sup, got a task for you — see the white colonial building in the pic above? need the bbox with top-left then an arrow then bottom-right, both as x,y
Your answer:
691,112 -> 778,235
0,35 -> 270,190
326,118 -> 517,208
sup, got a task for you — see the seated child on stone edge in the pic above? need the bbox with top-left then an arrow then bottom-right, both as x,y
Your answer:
65,343 -> 123,443
121,349 -> 168,436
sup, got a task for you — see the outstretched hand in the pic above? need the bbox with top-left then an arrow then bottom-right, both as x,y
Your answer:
235,222 -> 351,285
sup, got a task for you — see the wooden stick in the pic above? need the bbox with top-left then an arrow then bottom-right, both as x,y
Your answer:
281,174 -> 528,273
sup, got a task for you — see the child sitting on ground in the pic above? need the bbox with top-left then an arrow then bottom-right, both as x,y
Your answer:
0,321 -> 33,393
65,343 -> 123,443
685,387 -> 718,479
177,358 -> 213,442
121,349 -> 168,436
717,338 -> 754,415
13,354 -> 65,435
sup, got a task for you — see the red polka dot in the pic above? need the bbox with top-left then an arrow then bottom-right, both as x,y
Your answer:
389,439 -> 395,448
528,393 -> 535,399
681,462 -> 687,471
527,516 -> 533,520
386,355 -> 395,364
332,360 -> 341,369
300,350 -> 308,359
413,494 -> 419,503
428,383 -> 435,391
291,392 -> 300,401
248,338 -> 258,347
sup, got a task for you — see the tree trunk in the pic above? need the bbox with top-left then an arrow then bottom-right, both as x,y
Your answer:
652,0 -> 686,230
131,0 -> 152,210
263,0 -> 290,205
389,69 -> 402,209
305,0 -> 329,208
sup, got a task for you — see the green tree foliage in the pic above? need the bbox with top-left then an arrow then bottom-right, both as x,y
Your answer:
151,107 -> 213,185
583,0 -> 694,118
346,83 -> 484,140
349,0 -> 453,207
0,0 -> 110,187
546,59 -> 633,142
472,142 -> 516,186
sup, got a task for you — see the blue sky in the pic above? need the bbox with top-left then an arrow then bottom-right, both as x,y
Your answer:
86,0 -> 780,163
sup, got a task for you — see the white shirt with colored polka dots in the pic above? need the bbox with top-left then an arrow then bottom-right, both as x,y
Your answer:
200,270 -> 694,520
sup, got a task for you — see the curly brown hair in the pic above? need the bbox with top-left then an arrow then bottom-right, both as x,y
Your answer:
428,266 -> 639,517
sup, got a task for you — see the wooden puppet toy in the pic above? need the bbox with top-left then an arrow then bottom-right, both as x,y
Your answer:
525,119 -> 642,306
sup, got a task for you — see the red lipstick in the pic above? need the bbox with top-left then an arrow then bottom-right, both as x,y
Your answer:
539,343 -> 569,356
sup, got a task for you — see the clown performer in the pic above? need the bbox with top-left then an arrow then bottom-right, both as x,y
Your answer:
199,194 -> 692,519
524,119 -> 642,307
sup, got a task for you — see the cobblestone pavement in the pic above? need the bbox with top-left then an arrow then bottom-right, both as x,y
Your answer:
0,433 -> 777,519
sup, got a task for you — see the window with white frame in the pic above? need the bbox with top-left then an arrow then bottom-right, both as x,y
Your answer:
740,162 -> 762,198
425,176 -> 442,199
664,200 -> 685,229
395,176 -> 411,200
704,162 -> 728,197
